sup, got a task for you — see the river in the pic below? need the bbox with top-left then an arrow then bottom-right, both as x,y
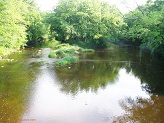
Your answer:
0,47 -> 164,123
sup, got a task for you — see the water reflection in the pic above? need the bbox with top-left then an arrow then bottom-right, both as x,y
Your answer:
127,61 -> 164,95
84,47 -> 164,96
0,49 -> 40,122
23,68 -> 150,123
55,61 -> 123,95
0,47 -> 164,123
114,96 -> 164,122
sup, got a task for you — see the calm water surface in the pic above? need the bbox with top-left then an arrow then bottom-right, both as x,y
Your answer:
0,47 -> 164,123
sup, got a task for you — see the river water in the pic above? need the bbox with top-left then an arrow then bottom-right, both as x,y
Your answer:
0,47 -> 164,123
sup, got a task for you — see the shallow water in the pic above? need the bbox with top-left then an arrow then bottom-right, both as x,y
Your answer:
0,47 -> 164,123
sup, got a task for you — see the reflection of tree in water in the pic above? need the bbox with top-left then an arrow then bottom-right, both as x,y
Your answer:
0,52 -> 40,122
54,47 -> 136,95
55,61 -> 124,95
55,47 -> 164,96
124,51 -> 164,95
114,49 -> 164,122
54,47 -> 164,122
113,96 -> 164,123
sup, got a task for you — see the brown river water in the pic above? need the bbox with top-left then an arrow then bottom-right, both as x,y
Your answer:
0,47 -> 164,123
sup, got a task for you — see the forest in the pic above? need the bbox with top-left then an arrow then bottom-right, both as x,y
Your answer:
0,0 -> 164,56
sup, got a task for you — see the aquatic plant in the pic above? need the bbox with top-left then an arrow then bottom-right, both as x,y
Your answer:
48,51 -> 57,58
55,56 -> 78,66
48,43 -> 95,66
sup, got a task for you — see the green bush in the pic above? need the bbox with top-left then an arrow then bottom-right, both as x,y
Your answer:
48,51 -> 57,58
56,48 -> 75,55
55,56 -> 78,66
48,48 -> 76,58
55,50 -> 65,55
48,43 -> 95,67
54,44 -> 80,50
54,44 -> 70,49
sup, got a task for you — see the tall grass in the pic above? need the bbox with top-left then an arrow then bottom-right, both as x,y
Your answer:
48,43 -> 95,66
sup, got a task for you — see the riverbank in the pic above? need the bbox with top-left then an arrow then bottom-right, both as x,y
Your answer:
0,47 -> 22,59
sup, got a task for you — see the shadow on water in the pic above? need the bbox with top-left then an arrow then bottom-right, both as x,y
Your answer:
0,46 -> 164,123
55,47 -> 164,96
53,47 -> 164,122
55,61 -> 122,95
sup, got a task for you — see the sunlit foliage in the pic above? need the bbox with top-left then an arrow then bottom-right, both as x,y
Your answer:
122,0 -> 164,55
0,0 -> 46,56
46,0 -> 124,47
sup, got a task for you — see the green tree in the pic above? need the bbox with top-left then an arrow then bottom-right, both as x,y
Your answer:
46,0 -> 124,47
122,0 -> 164,55
0,0 -> 47,56
0,0 -> 27,51
25,0 -> 47,43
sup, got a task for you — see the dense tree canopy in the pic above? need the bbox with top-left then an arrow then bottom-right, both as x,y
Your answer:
46,0 -> 124,47
122,0 -> 164,55
0,0 -> 46,56
0,0 -> 27,50
25,0 -> 46,42
0,0 -> 164,56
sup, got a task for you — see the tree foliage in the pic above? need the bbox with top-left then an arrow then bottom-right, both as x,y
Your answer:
0,0 -> 27,49
0,0 -> 46,56
25,1 -> 47,42
1,0 -> 164,56
122,0 -> 164,55
46,0 -> 124,47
